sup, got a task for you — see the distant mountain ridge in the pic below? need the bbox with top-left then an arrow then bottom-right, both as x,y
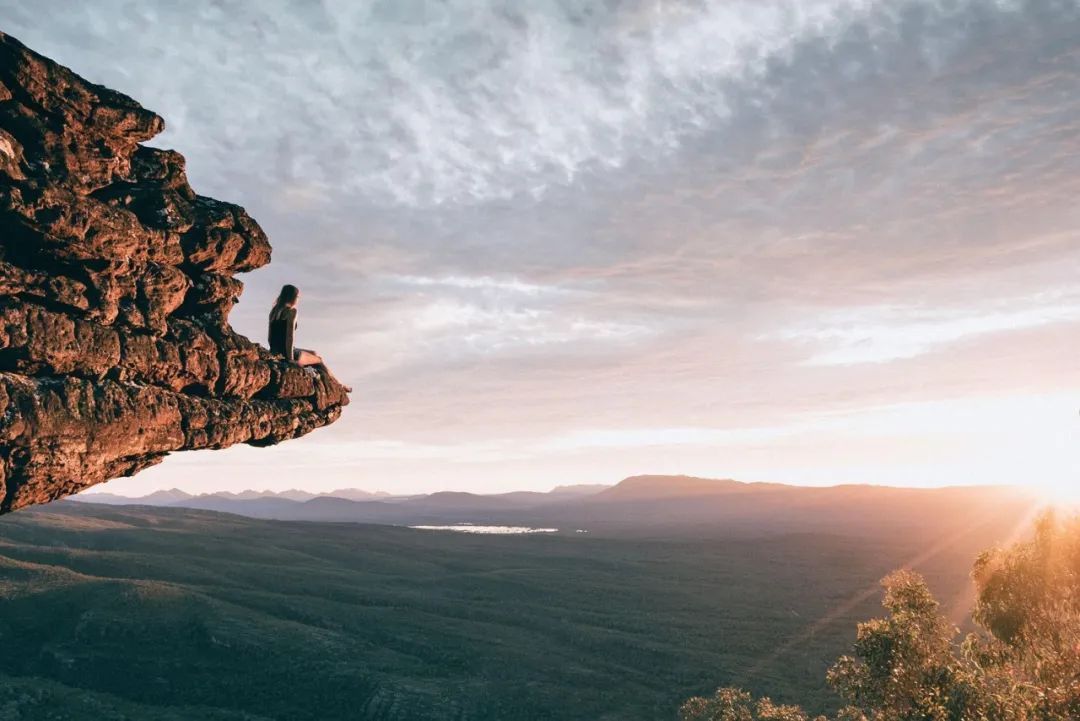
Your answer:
77,487 -> 396,506
72,476 -> 793,507
593,475 -> 780,500
71,475 -> 1036,540
74,482 -> 613,510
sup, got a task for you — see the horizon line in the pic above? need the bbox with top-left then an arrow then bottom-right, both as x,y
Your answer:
76,474 -> 1026,500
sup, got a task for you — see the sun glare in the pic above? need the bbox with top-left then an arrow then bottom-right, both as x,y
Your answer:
1035,482 -> 1080,510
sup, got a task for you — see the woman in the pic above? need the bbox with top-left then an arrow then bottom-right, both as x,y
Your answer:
269,284 -> 352,393
268,284 -> 324,366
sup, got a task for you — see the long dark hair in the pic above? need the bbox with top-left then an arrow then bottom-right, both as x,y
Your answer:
274,284 -> 299,308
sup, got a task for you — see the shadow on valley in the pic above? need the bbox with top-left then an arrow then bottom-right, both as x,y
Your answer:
0,480 -> 1037,721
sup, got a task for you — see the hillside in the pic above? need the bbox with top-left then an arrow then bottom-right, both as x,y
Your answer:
0,501 -> 1037,720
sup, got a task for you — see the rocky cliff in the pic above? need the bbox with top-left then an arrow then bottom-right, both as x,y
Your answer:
0,32 -> 349,513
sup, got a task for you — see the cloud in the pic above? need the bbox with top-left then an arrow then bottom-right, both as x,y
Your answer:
767,288 -> 1080,365
6,0 -> 1080,492
10,0 -> 1068,209
0,0 -> 858,205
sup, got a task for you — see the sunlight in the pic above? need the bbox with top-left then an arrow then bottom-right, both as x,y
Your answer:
1034,483 -> 1080,509
741,497 -> 1045,682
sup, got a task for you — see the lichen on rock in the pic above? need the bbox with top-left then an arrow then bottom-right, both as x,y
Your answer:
0,32 -> 349,513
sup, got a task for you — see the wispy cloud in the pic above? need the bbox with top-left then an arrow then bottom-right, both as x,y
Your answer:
10,0 -> 1058,208
768,290 -> 1080,365
7,0 -> 1080,493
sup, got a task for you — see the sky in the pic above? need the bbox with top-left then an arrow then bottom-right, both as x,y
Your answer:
5,0 -> 1080,497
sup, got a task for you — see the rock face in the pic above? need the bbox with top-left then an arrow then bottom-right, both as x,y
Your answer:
0,32 -> 349,513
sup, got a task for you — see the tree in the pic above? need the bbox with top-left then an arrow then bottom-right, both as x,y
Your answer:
680,686 -> 824,721
826,571 -> 989,721
681,512 -> 1080,721
966,512 -> 1080,720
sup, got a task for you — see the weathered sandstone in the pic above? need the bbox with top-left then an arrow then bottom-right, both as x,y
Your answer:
0,32 -> 348,512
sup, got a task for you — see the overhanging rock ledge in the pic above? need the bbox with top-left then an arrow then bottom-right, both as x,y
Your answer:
0,31 -> 349,513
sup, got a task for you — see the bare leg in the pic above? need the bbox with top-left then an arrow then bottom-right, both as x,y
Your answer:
295,349 -> 322,367
296,349 -> 352,393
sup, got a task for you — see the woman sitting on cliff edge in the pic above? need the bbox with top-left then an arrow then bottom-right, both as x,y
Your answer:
269,284 -> 351,392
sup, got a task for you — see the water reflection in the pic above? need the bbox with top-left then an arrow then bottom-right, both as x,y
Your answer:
409,524 -> 559,534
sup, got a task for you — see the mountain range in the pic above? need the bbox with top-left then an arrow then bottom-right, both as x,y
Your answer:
74,475 -> 1036,538
78,487 -> 397,505
76,483 -> 610,507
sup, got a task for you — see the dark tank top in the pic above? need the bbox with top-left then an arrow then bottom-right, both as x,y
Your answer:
268,305 -> 296,359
